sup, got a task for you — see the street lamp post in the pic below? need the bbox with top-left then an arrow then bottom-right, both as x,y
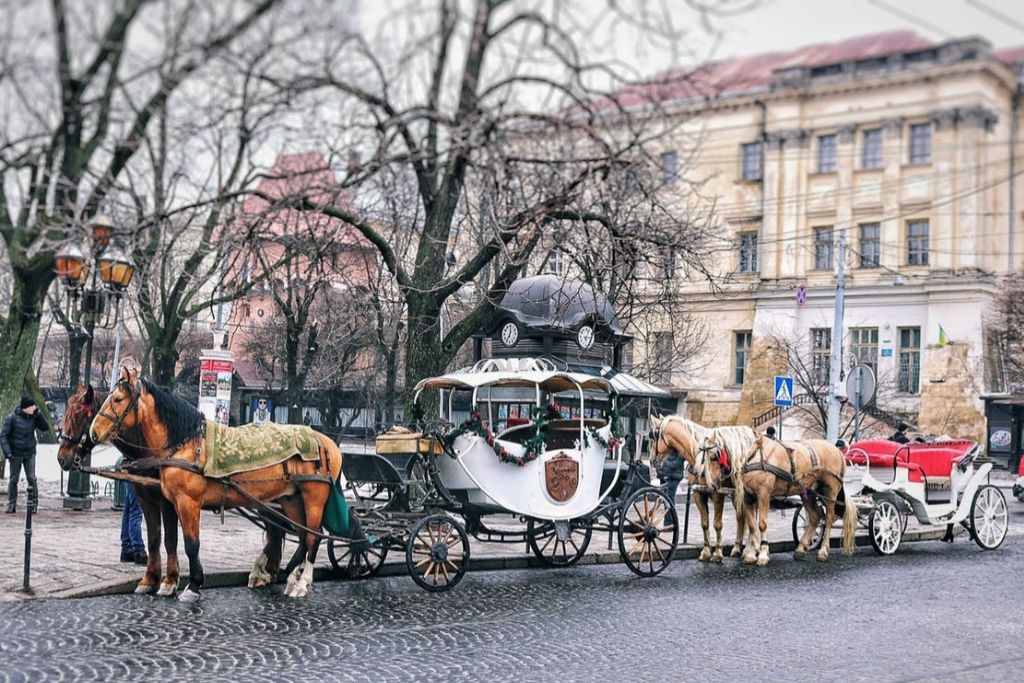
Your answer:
53,214 -> 136,511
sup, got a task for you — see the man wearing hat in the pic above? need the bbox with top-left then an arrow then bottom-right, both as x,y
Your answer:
0,396 -> 50,514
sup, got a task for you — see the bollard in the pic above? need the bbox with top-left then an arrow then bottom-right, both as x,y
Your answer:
23,484 -> 33,592
682,481 -> 691,544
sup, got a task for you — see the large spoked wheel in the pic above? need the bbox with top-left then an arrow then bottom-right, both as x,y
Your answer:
328,538 -> 388,579
406,514 -> 470,592
526,518 -> 593,568
618,487 -> 679,577
869,499 -> 903,556
791,505 -> 825,552
969,484 -> 1008,550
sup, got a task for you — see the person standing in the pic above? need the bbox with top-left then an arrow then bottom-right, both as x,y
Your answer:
890,422 -> 910,444
120,484 -> 147,564
0,396 -> 50,514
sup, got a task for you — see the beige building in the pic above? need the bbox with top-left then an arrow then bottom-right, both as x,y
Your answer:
620,31 -> 1024,440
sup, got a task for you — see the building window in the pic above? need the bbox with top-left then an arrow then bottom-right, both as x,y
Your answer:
741,142 -> 762,181
653,332 -> 673,378
734,331 -> 752,385
738,232 -> 758,274
898,327 -> 921,393
850,327 -> 879,376
909,123 -> 931,164
547,247 -> 566,276
861,128 -> 882,169
859,222 -> 880,268
907,219 -> 929,266
814,226 -> 834,270
811,328 -> 831,386
660,150 -> 678,187
817,134 -> 837,173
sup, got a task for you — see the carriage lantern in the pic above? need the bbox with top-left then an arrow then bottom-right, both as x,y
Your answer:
53,213 -> 136,510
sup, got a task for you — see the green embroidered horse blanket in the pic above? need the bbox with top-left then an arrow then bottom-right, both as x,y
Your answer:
204,420 -> 322,478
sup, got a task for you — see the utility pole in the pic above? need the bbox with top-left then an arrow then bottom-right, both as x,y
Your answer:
826,225 -> 846,442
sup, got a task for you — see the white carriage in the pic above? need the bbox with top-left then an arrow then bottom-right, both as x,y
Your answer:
376,357 -> 679,591
794,439 -> 1009,555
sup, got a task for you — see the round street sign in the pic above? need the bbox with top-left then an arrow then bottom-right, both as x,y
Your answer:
796,284 -> 807,307
845,364 -> 876,410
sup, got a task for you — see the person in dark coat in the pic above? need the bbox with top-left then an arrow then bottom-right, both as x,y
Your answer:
657,450 -> 686,503
890,422 -> 910,444
0,396 -> 50,513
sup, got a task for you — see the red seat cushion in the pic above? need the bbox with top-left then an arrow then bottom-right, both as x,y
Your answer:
506,416 -> 531,428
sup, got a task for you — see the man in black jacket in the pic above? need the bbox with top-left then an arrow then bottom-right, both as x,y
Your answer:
0,396 -> 50,513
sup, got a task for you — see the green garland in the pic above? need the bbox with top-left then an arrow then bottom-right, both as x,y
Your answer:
582,404 -> 624,454
445,406 -> 550,467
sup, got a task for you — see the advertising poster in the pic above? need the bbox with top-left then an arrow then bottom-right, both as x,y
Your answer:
198,355 -> 233,425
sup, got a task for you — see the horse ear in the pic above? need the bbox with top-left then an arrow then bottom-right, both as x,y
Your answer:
119,359 -> 139,386
650,415 -> 662,429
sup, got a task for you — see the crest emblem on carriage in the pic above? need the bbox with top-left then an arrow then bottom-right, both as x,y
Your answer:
545,452 -> 579,502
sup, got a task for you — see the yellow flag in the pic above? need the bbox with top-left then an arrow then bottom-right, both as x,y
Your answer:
938,325 -> 949,347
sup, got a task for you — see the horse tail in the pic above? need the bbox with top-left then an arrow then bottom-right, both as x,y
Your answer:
731,464 -> 746,518
314,432 -> 344,483
840,484 -> 857,555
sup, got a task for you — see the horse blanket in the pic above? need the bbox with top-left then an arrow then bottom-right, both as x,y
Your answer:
204,420 -> 322,478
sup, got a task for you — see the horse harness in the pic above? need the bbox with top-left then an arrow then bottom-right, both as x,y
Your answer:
742,440 -> 822,490
90,379 -> 336,522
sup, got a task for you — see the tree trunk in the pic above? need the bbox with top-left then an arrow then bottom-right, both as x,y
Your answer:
285,327 -> 302,424
150,336 -> 181,388
403,297 -> 449,419
0,276 -> 49,413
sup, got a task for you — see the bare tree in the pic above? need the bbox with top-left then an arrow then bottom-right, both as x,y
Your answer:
987,273 -> 1024,393
253,0 -> 737,413
0,0 -> 285,409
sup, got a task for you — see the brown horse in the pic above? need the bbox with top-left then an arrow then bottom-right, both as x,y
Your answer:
88,364 -> 344,601
650,416 -> 756,562
57,384 -> 183,597
709,435 -> 855,566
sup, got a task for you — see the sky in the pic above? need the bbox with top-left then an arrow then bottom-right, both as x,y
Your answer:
355,0 -> 1024,92
710,0 -> 1024,59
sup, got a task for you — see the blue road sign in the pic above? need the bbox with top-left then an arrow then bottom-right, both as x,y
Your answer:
774,375 -> 794,407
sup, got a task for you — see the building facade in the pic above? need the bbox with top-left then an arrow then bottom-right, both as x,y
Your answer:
627,31 -> 1024,441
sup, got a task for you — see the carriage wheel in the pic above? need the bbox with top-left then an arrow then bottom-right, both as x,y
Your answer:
969,485 -> 1008,550
618,487 -> 678,577
328,538 -> 388,579
791,505 -> 825,552
406,514 -> 470,592
868,499 -> 902,556
526,518 -> 593,568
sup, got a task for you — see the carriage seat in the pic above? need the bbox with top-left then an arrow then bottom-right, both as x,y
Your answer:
901,443 -> 972,486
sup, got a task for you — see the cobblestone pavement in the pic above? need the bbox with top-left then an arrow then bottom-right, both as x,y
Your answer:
1,521 -> 1023,683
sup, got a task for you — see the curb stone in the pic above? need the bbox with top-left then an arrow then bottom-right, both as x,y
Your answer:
53,526 -> 951,600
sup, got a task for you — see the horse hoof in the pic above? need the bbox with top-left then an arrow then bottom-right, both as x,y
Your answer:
178,588 -> 200,603
729,548 -> 742,558
816,552 -> 829,563
248,573 -> 272,589
156,581 -> 177,597
287,584 -> 309,599
742,553 -> 757,565
710,552 -> 723,564
756,556 -> 770,567
698,548 -> 711,562
793,549 -> 806,561
134,583 -> 156,595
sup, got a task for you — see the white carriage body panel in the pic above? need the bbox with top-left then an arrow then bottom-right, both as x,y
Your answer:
437,424 -> 618,521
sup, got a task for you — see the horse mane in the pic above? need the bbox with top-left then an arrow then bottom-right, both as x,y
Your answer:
141,379 -> 204,447
712,425 -> 757,469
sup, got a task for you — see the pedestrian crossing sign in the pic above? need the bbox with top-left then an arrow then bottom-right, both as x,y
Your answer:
774,375 -> 794,407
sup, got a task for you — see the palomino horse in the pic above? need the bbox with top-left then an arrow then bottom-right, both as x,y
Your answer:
650,415 -> 756,562
709,435 -> 855,566
88,364 -> 344,601
57,385 -> 182,597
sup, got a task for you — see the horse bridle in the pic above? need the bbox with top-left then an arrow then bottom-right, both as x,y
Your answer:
94,379 -> 143,444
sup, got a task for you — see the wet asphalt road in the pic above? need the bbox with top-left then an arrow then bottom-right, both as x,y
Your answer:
2,529 -> 1023,683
